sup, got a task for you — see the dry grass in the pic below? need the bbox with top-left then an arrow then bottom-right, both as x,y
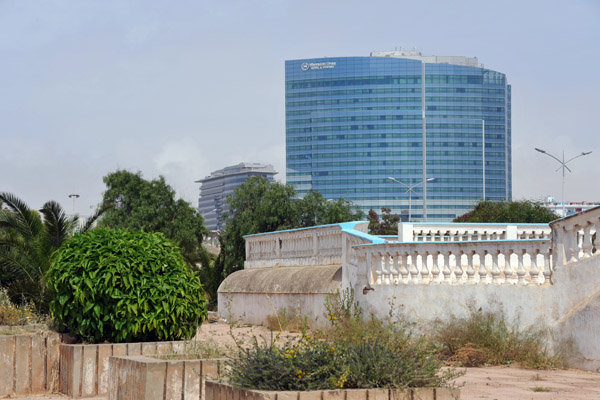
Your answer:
431,305 -> 563,369
265,307 -> 308,333
531,386 -> 553,392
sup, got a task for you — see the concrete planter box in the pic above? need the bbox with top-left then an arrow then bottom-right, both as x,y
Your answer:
0,331 -> 62,397
59,340 -> 190,398
107,356 -> 225,400
204,381 -> 460,400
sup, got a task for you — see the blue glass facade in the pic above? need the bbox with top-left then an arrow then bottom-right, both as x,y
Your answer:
285,55 -> 511,221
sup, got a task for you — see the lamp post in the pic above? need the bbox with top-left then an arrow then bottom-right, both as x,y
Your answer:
68,194 -> 80,215
387,177 -> 435,222
534,148 -> 592,217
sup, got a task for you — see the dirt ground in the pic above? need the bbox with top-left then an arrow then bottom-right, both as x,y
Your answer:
8,320 -> 600,400
197,320 -> 600,400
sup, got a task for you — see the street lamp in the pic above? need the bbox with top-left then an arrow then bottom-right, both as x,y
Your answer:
68,194 -> 80,215
534,148 -> 592,217
386,177 -> 435,222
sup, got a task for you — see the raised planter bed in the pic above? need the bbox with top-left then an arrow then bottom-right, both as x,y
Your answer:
204,381 -> 460,400
107,356 -> 225,400
0,330 -> 62,397
59,340 -> 193,398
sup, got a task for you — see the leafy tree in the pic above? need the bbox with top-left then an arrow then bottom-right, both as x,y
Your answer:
454,200 -> 559,223
219,176 -> 298,279
99,170 -> 208,267
0,193 -> 105,311
297,190 -> 362,227
368,208 -> 401,235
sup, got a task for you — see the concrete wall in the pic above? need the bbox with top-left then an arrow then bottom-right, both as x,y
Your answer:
218,265 -> 342,329
204,380 -> 460,400
108,356 -> 224,400
0,331 -> 61,397
60,341 -> 187,398
219,292 -> 335,329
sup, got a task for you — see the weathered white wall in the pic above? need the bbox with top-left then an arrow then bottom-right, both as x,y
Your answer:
218,292 -> 335,329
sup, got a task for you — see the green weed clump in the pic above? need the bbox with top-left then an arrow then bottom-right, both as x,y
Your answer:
47,229 -> 208,343
227,289 -> 459,390
0,287 -> 47,326
432,305 -> 561,368
266,307 -> 308,333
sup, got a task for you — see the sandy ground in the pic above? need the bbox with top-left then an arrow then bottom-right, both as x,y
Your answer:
197,320 -> 600,400
8,320 -> 600,400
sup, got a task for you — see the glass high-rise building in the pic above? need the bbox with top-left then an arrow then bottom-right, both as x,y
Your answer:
196,163 -> 277,231
285,50 -> 511,221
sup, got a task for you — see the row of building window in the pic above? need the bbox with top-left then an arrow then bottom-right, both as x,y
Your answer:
287,165 -> 506,178
288,133 -> 506,143
288,115 -> 505,126
287,123 -> 505,134
287,142 -> 505,153
288,160 -> 505,168
287,96 -> 505,108
285,87 -> 506,99
293,177 -> 506,185
288,150 -> 505,160
286,105 -> 506,116
307,187 -> 507,196
286,74 -> 505,90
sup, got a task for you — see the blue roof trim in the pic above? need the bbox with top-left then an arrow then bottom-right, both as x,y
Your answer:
340,223 -> 386,244
243,221 -> 369,238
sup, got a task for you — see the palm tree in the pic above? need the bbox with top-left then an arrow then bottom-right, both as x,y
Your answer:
0,192 -> 108,312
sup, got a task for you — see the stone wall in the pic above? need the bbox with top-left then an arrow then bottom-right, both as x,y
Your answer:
108,356 -> 224,400
204,380 -> 460,400
0,331 -> 61,397
60,340 -> 188,398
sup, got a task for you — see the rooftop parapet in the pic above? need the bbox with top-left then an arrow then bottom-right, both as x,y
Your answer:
370,49 -> 480,67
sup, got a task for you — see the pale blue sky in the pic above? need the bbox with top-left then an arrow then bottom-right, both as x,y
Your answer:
1,0 -> 599,215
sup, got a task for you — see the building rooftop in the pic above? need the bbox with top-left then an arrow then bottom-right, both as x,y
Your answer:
370,49 -> 481,68
195,163 -> 277,183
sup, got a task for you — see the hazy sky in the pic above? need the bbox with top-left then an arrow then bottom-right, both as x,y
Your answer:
2,0 -> 599,216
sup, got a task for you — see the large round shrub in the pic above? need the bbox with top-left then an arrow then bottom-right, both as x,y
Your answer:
47,228 -> 207,343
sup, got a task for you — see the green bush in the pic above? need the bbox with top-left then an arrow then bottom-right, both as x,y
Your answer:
47,229 -> 207,343
227,331 -> 457,390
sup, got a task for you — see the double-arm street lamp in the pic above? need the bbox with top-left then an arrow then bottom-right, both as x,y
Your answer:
386,177 -> 435,222
534,148 -> 592,217
68,194 -> 80,215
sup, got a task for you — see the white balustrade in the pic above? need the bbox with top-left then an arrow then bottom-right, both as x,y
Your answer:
244,222 -> 379,268
398,222 -> 551,242
550,206 -> 600,267
354,239 -> 552,286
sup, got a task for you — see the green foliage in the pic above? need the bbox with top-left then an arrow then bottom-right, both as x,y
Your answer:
454,200 -> 558,223
368,208 -> 401,235
99,170 -> 208,267
47,229 -> 207,343
432,305 -> 561,368
0,193 -> 105,312
227,291 -> 458,390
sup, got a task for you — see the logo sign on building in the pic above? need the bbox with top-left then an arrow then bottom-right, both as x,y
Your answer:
301,62 -> 336,71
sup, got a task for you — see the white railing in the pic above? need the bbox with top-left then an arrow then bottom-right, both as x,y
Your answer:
353,239 -> 552,286
551,206 -> 600,267
244,222 -> 372,268
398,222 -> 551,242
